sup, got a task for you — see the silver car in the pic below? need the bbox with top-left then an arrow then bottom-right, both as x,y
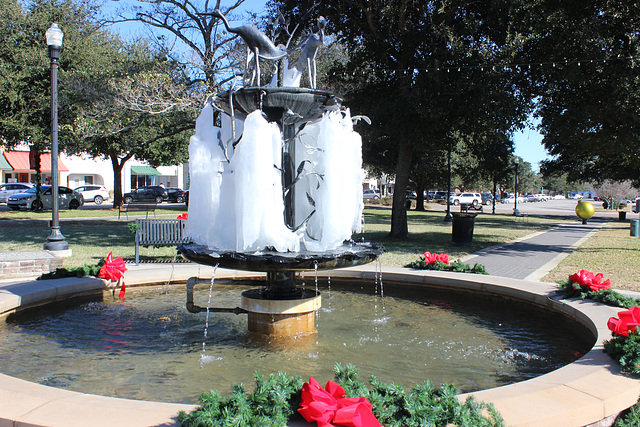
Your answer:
7,185 -> 84,211
0,182 -> 34,203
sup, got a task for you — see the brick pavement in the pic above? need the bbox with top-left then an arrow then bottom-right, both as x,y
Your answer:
460,218 -> 608,281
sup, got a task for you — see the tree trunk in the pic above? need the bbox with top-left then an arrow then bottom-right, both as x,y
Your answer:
415,187 -> 425,211
389,140 -> 414,239
110,152 -> 133,207
492,180 -> 497,214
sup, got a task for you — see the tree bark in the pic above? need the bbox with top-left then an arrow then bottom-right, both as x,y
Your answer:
389,140 -> 414,239
110,152 -> 134,207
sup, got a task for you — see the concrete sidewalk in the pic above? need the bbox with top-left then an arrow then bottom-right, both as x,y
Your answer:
460,218 -> 607,281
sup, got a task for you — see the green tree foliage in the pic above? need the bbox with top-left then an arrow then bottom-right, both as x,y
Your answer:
516,1 -> 640,183
65,40 -> 197,206
514,158 -> 541,195
0,0 -> 106,151
269,0 -> 533,238
542,173 -> 577,197
0,0 -> 193,207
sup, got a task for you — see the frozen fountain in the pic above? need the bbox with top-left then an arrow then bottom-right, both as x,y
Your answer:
178,13 -> 382,336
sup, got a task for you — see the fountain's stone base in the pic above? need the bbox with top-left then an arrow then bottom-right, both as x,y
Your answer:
241,289 -> 321,336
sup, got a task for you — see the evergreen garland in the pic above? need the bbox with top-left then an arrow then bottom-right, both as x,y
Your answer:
406,259 -> 488,275
37,262 -> 104,280
558,280 -> 640,309
178,364 -> 504,426
604,333 -> 640,375
177,372 -> 303,427
335,364 -> 503,427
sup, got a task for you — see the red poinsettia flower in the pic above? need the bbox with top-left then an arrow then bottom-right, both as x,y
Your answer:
569,269 -> 595,286
436,253 -> 449,264
608,307 -> 640,337
177,212 -> 188,220
298,377 -> 382,427
98,252 -> 127,298
424,251 -> 449,265
588,273 -> 611,291
569,269 -> 611,292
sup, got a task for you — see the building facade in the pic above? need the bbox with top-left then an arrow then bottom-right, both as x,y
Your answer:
0,148 -> 187,193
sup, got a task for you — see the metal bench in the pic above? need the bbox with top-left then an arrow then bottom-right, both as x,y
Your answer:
134,218 -> 189,264
119,201 -> 157,220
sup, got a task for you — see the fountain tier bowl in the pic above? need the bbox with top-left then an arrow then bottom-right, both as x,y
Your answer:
177,241 -> 384,272
214,87 -> 341,124
1,266 -> 639,427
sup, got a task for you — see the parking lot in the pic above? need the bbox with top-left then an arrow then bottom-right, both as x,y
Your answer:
417,197 -> 627,220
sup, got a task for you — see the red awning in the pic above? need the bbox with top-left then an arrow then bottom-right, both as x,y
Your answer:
3,151 -> 69,173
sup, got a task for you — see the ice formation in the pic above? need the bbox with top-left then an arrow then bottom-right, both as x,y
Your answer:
185,104 -> 364,253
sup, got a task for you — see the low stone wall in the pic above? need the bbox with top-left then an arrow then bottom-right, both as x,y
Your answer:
0,251 -> 63,279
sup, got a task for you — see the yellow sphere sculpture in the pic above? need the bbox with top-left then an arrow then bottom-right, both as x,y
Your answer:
575,200 -> 595,223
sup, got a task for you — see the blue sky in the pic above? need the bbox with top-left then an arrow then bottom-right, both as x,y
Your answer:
105,0 -> 550,171
514,126 -> 548,172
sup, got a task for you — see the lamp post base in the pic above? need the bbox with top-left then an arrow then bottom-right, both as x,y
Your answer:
44,227 -> 69,252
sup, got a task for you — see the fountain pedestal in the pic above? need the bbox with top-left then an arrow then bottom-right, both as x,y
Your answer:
241,289 -> 321,336
180,86 -> 383,337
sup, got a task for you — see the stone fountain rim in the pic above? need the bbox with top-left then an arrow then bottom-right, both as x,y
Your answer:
0,265 -> 638,427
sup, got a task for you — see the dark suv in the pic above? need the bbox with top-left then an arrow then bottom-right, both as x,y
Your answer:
481,192 -> 494,205
165,187 -> 186,203
123,186 -> 168,204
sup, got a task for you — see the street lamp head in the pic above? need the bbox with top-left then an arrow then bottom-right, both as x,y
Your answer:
45,23 -> 63,59
515,157 -> 519,164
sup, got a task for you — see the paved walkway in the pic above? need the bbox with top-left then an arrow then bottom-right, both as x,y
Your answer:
460,218 -> 608,281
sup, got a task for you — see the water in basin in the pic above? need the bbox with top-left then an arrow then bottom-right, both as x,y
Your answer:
0,279 -> 591,404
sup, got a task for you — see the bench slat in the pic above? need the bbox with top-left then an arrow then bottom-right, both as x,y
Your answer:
134,218 -> 189,264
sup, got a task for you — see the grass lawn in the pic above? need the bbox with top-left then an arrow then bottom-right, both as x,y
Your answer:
0,207 -> 563,270
542,221 -> 640,292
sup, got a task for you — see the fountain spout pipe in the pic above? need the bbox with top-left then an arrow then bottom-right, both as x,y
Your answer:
186,277 -> 248,315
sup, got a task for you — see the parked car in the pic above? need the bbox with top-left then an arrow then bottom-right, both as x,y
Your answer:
502,194 -> 525,204
123,185 -> 168,204
569,193 -> 584,199
480,192 -> 494,205
449,192 -> 482,206
165,187 -> 186,203
0,182 -> 34,203
433,191 -> 448,200
363,189 -> 381,200
7,185 -> 84,211
73,185 -> 110,205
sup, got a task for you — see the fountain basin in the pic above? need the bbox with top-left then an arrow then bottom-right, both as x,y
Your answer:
0,265 -> 638,427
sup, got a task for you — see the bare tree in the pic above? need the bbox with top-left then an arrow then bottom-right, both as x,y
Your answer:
107,0 -> 252,95
592,180 -> 638,209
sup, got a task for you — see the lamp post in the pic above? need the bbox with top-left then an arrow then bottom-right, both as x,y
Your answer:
513,157 -> 520,216
43,23 -> 68,252
443,142 -> 452,222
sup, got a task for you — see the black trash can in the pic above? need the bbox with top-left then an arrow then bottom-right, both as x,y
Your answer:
452,213 -> 477,245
